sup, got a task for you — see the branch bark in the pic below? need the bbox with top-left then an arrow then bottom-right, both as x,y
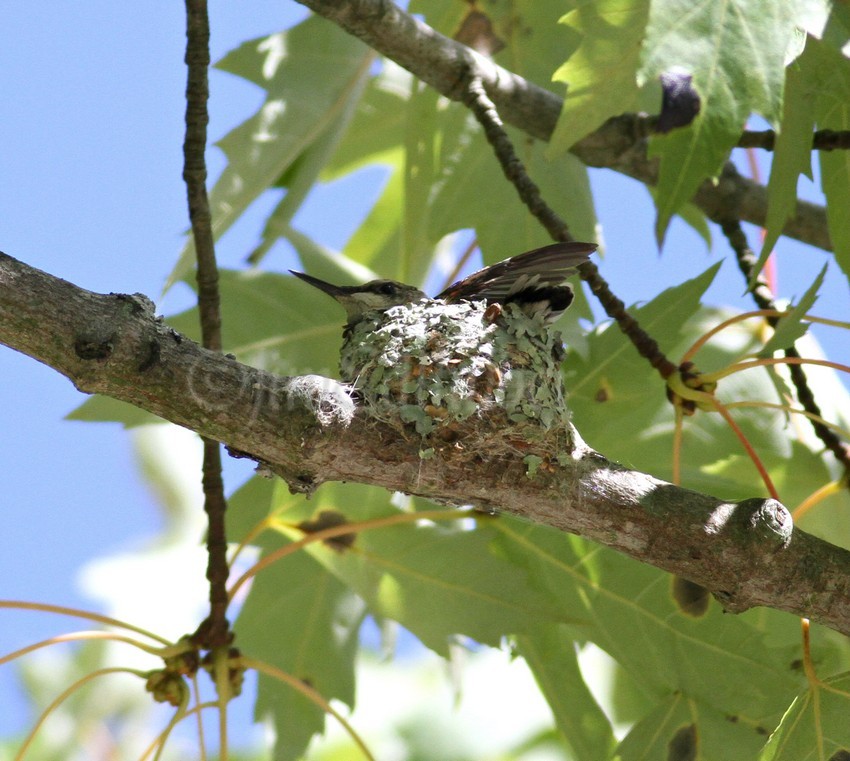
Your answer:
2,252 -> 850,635
294,0 -> 831,253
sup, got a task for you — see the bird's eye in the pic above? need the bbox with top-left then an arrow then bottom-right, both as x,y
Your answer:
378,282 -> 397,295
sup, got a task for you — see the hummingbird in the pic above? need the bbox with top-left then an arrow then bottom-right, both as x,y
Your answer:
289,241 -> 595,332
290,241 -> 596,431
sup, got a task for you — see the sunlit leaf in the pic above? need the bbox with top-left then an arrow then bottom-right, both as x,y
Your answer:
759,52 -> 817,276
642,0 -> 798,242
167,17 -> 373,288
550,0 -> 647,152
759,672 -> 850,760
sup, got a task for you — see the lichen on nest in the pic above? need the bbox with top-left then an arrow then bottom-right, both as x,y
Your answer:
339,298 -> 571,438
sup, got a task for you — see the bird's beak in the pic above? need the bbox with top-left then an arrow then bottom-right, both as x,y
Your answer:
289,270 -> 348,300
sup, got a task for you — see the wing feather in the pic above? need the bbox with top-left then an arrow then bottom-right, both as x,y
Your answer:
437,242 -> 595,304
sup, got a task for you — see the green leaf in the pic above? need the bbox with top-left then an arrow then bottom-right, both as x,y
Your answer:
494,518 -> 806,752
409,0 -> 466,37
286,225 -> 380,285
616,693 -> 770,760
641,0 -> 798,241
761,22 -> 850,286
324,60 -> 410,179
276,484 -> 570,656
167,17 -> 373,288
430,119 -> 598,262
500,519 -> 802,707
242,557 -> 365,761
418,0 -> 585,91
550,0 -> 647,152
520,132 -> 599,248
324,97 -> 598,289
700,440 -> 834,522
563,261 -> 839,503
782,24 -> 850,285
168,269 -> 343,376
565,262 -> 721,472
229,477 -> 366,761
326,61 -> 409,271
648,114 -> 730,246
245,101 -> 363,266
342,167 -> 404,270
487,0 -> 589,89
225,472 -> 300,538
517,626 -> 617,761
564,253 -> 849,525
401,82 -> 441,285
325,17 -> 600,280
780,24 -> 850,284
758,265 -> 824,356
760,53 -> 817,274
352,524 -> 568,654
759,672 -> 850,760
67,395 -> 164,428
820,139 -> 850,289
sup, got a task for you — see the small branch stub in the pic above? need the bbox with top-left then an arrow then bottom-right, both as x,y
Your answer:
741,498 -> 793,546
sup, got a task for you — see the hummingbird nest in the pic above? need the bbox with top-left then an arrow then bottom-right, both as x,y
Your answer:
340,298 -> 572,443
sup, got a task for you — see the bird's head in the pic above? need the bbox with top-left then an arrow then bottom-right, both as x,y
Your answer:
290,271 -> 427,324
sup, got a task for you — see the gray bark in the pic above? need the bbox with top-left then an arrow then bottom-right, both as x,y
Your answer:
2,251 -> 849,636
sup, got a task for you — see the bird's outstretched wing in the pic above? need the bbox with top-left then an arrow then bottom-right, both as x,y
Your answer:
437,241 -> 596,305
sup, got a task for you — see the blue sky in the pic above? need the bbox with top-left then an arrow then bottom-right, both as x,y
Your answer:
0,0 -> 306,738
1,0 -> 845,747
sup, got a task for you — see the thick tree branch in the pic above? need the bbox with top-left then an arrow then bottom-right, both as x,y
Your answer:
294,0 -> 831,253
2,252 -> 850,635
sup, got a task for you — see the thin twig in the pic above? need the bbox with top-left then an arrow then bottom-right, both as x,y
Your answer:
612,123 -> 850,153
585,119 -> 850,154
184,0 -> 231,649
737,129 -> 850,152
720,218 -> 850,477
462,72 -> 677,379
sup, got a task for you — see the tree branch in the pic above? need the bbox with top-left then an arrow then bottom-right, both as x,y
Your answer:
739,128 -> 850,152
184,0 -> 230,649
2,252 -> 850,635
294,0 -> 831,254
461,72 -> 678,380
